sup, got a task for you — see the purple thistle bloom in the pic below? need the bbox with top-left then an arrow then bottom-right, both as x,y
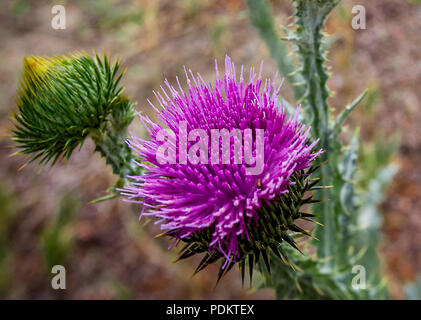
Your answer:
122,55 -> 322,268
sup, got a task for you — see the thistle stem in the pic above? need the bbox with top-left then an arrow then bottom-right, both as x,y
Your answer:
90,98 -> 140,181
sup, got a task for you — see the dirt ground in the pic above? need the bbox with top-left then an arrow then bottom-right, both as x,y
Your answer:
0,0 -> 420,299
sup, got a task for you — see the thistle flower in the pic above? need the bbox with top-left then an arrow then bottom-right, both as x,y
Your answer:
122,55 -> 323,283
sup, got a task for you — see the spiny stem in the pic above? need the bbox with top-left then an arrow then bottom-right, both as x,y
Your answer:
246,0 -> 306,101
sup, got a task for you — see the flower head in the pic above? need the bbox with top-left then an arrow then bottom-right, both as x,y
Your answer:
122,55 -> 322,281
12,53 -> 134,168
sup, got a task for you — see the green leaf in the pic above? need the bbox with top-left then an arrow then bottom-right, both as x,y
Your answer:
332,89 -> 368,137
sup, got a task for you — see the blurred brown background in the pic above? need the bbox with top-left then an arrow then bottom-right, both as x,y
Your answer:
0,0 -> 420,299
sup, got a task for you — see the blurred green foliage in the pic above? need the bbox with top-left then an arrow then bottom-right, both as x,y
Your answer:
405,276 -> 421,299
110,278 -> 134,300
81,0 -> 144,30
10,0 -> 31,17
40,194 -> 81,270
0,183 -> 18,294
209,16 -> 229,55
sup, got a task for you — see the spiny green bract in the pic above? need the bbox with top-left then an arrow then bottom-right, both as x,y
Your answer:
12,53 -> 134,167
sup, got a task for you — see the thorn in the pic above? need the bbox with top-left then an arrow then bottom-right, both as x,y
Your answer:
302,218 -> 324,227
214,260 -> 232,289
282,234 -> 303,255
312,185 -> 333,189
311,234 -> 319,241
261,250 -> 271,276
8,151 -> 20,158
240,260 -> 245,288
153,232 -> 167,239
248,254 -> 254,288
18,162 -> 28,171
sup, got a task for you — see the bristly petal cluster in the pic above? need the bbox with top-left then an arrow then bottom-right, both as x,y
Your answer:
122,55 -> 322,276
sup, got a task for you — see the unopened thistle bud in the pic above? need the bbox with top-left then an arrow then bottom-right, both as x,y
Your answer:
12,53 -> 134,168
12,53 -> 139,183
